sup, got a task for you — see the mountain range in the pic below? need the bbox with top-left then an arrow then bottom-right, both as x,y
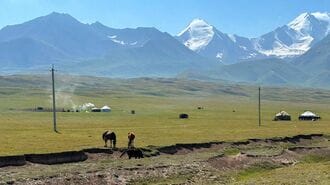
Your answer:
0,12 -> 330,88
177,12 -> 330,63
0,12 -> 219,77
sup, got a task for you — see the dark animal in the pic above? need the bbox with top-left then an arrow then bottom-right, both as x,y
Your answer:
179,113 -> 189,119
120,148 -> 144,159
36,107 -> 43,111
102,131 -> 116,148
131,110 -> 135,114
128,132 -> 135,148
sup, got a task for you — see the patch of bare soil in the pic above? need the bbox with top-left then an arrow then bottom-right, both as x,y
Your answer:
208,153 -> 253,170
85,150 -> 124,162
208,144 -> 330,173
1,134 -> 329,185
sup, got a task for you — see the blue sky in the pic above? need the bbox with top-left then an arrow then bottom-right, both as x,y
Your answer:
0,0 -> 329,38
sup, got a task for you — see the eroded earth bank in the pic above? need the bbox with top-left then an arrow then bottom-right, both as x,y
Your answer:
1,134 -> 330,185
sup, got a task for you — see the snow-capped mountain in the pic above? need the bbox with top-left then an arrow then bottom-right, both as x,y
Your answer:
176,19 -> 261,64
254,12 -> 330,58
178,12 -> 330,62
2,11 -> 330,87
177,19 -> 214,51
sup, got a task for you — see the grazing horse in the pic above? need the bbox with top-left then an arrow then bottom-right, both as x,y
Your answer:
120,148 -> 144,159
102,131 -> 116,148
128,132 -> 135,148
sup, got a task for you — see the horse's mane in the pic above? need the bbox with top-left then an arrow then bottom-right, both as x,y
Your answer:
102,130 -> 109,141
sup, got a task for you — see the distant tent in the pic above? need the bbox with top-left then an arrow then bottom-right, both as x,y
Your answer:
91,107 -> 101,112
101,105 -> 111,112
274,111 -> 291,121
299,111 -> 320,121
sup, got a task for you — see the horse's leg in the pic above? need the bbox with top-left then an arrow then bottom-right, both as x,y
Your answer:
104,139 -> 107,147
110,139 -> 112,148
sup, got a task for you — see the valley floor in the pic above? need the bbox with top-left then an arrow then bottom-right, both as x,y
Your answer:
1,76 -> 330,184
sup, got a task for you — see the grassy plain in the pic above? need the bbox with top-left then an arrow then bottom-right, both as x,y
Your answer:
0,75 -> 330,155
235,161 -> 330,185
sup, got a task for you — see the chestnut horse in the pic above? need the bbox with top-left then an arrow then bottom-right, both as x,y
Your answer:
128,132 -> 135,148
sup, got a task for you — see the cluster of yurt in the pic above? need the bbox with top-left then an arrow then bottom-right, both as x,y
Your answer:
92,105 -> 111,112
273,110 -> 320,121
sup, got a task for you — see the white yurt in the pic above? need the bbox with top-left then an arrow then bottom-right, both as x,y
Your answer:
101,105 -> 111,112
299,111 -> 320,121
274,111 -> 291,121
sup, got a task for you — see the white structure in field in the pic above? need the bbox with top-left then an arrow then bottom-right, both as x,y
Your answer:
101,105 -> 111,112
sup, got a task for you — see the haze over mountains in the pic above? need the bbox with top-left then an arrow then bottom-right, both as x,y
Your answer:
0,12 -> 330,87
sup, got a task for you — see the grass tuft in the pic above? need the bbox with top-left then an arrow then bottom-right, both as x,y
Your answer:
237,161 -> 282,180
223,147 -> 240,156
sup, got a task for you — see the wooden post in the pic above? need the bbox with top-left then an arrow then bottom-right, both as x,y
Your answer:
258,87 -> 261,127
51,65 -> 57,132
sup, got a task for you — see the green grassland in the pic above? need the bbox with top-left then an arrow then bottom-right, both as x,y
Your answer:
235,161 -> 330,185
0,75 -> 330,155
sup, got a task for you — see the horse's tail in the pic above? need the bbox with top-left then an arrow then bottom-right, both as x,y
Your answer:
102,131 -> 108,141
113,133 -> 117,147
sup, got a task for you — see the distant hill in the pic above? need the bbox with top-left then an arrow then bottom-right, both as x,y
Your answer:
0,12 -> 117,61
2,74 -> 330,102
81,22 -> 219,77
0,37 -> 67,69
292,34 -> 330,87
180,58 -> 309,86
294,34 -> 330,74
0,12 -> 216,77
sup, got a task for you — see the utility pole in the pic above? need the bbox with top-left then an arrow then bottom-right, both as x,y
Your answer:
51,65 -> 57,132
258,87 -> 261,127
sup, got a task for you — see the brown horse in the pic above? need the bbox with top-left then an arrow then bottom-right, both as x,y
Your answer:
128,132 -> 135,148
102,131 -> 116,148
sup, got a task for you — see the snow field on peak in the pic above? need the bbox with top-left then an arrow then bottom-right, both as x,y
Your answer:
179,19 -> 214,51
